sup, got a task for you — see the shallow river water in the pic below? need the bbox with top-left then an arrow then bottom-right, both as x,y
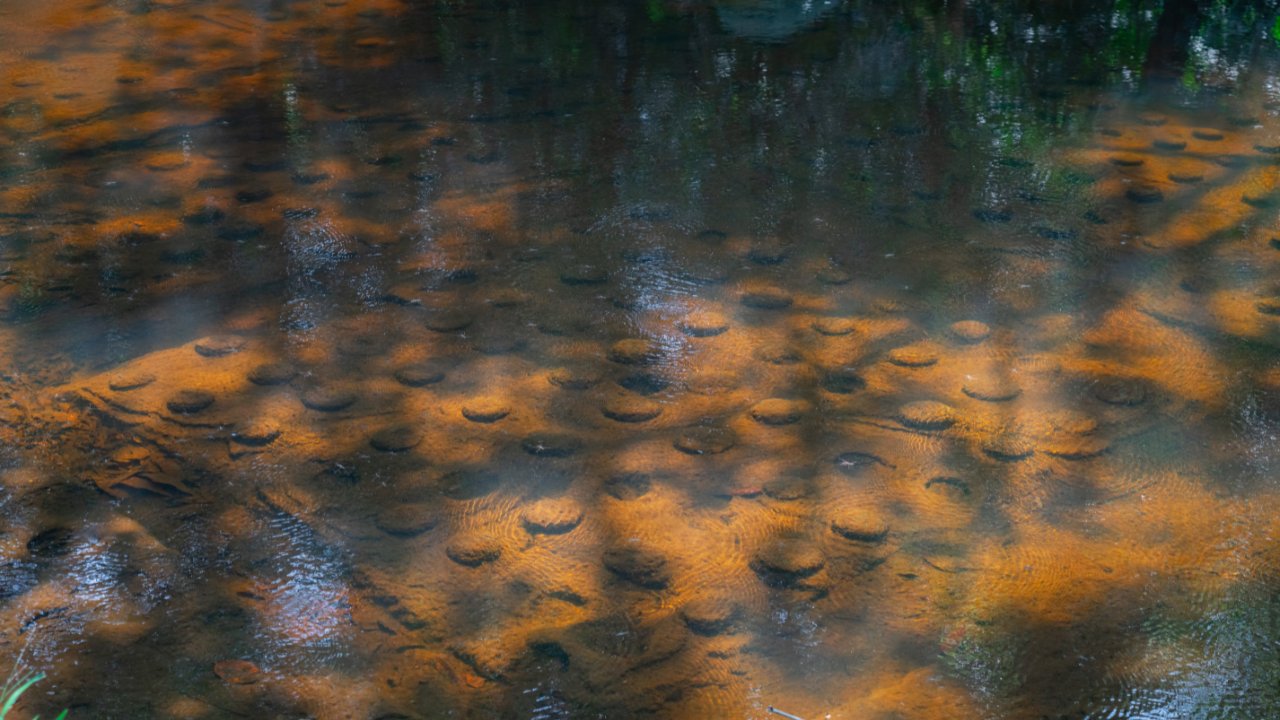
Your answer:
1,1 -> 1280,718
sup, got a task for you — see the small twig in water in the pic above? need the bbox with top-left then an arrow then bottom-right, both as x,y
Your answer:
768,707 -> 806,720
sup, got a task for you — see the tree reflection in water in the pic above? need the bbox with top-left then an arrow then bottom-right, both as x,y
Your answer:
0,0 -> 1278,718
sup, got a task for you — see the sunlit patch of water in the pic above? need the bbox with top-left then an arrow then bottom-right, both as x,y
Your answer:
248,511 -> 355,668
1234,392 -> 1280,482
64,537 -> 126,610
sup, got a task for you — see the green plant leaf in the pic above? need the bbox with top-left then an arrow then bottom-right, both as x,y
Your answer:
646,0 -> 665,23
1,673 -> 44,719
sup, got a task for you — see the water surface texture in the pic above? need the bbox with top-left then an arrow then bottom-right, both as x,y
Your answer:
2,1 -> 1280,718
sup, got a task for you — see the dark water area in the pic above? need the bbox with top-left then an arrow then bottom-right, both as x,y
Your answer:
1,0 -> 1280,717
